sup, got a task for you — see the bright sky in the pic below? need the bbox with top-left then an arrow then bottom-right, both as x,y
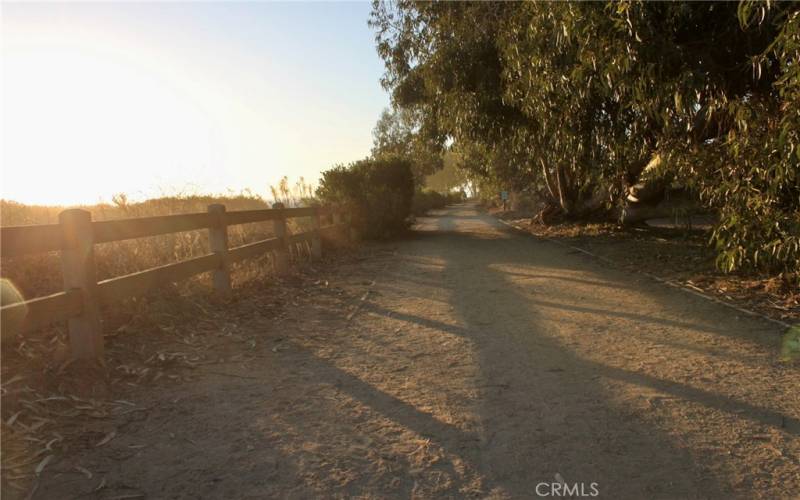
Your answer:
1,1 -> 389,206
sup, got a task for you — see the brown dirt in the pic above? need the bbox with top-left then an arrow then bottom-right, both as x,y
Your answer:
5,203 -> 799,499
493,208 -> 799,325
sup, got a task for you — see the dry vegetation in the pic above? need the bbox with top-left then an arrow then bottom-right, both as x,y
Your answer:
1,179 -> 320,298
0,257 -> 344,496
0,182 -> 338,493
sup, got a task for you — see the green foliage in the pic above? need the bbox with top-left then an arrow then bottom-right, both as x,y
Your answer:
412,189 -> 464,216
371,0 -> 800,275
411,190 -> 447,216
424,150 -> 469,193
616,1 -> 800,275
372,107 -> 443,182
317,155 -> 415,239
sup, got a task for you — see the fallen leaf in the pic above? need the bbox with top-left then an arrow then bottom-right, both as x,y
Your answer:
34,455 -> 53,476
74,465 -> 93,479
95,430 -> 116,447
7,411 -> 23,426
2,374 -> 25,387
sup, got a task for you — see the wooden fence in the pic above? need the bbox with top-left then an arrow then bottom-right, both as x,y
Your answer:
0,203 -> 351,359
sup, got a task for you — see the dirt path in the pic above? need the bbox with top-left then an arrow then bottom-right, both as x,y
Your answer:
33,203 -> 798,499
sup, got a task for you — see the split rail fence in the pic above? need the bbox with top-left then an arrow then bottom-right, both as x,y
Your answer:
0,203 -> 351,359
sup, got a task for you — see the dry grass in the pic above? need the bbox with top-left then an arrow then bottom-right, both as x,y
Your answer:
0,185 -> 342,493
0,177 -> 341,497
0,185 -> 325,360
0,188 -> 320,299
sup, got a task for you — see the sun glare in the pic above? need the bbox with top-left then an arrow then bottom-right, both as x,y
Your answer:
0,9 -> 302,207
3,30 -> 228,206
2,3 -> 386,207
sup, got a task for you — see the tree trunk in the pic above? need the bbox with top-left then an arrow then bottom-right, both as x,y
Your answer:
541,159 -> 558,201
555,165 -> 575,215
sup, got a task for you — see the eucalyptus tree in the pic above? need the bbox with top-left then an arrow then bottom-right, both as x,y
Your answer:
612,1 -> 799,273
371,0 -> 799,274
370,1 -> 540,188
371,107 -> 443,182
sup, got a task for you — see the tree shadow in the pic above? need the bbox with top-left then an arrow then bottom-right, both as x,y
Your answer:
35,204 -> 790,499
360,204 -> 791,497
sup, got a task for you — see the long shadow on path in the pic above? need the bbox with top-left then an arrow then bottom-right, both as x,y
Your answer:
386,204 -> 793,498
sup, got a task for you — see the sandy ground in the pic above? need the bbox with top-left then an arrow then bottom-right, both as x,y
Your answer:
27,203 -> 799,499
493,209 -> 798,325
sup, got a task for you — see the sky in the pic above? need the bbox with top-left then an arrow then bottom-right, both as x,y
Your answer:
1,1 -> 390,206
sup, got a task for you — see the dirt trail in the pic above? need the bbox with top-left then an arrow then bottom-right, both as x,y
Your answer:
33,203 -> 798,499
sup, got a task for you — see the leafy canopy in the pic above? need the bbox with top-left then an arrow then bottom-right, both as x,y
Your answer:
371,0 -> 800,275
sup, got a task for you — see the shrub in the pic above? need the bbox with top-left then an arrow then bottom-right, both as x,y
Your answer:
412,190 -> 446,216
446,191 -> 466,205
317,155 -> 415,239
411,189 -> 465,216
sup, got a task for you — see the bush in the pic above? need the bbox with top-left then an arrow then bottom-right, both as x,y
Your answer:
447,191 -> 466,205
412,189 -> 465,216
412,190 -> 446,216
317,155 -> 415,239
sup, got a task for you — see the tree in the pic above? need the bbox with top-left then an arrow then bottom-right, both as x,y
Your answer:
371,107 -> 443,182
424,150 -> 469,193
370,0 -> 799,275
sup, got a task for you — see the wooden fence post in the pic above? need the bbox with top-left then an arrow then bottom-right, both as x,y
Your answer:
341,208 -> 353,243
346,211 -> 358,242
207,204 -> 231,294
272,203 -> 289,275
332,208 -> 348,242
311,207 -> 322,260
59,209 -> 103,359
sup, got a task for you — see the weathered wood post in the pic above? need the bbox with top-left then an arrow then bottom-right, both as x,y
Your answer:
59,209 -> 103,359
272,202 -> 289,275
311,207 -> 322,260
332,207 -> 349,243
333,209 -> 342,227
346,210 -> 358,242
207,204 -> 231,294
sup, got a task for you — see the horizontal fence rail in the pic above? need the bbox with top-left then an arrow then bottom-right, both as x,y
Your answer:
0,289 -> 83,335
1,224 -> 63,257
0,203 -> 351,359
97,253 -> 223,306
93,213 -> 215,244
228,237 -> 283,263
